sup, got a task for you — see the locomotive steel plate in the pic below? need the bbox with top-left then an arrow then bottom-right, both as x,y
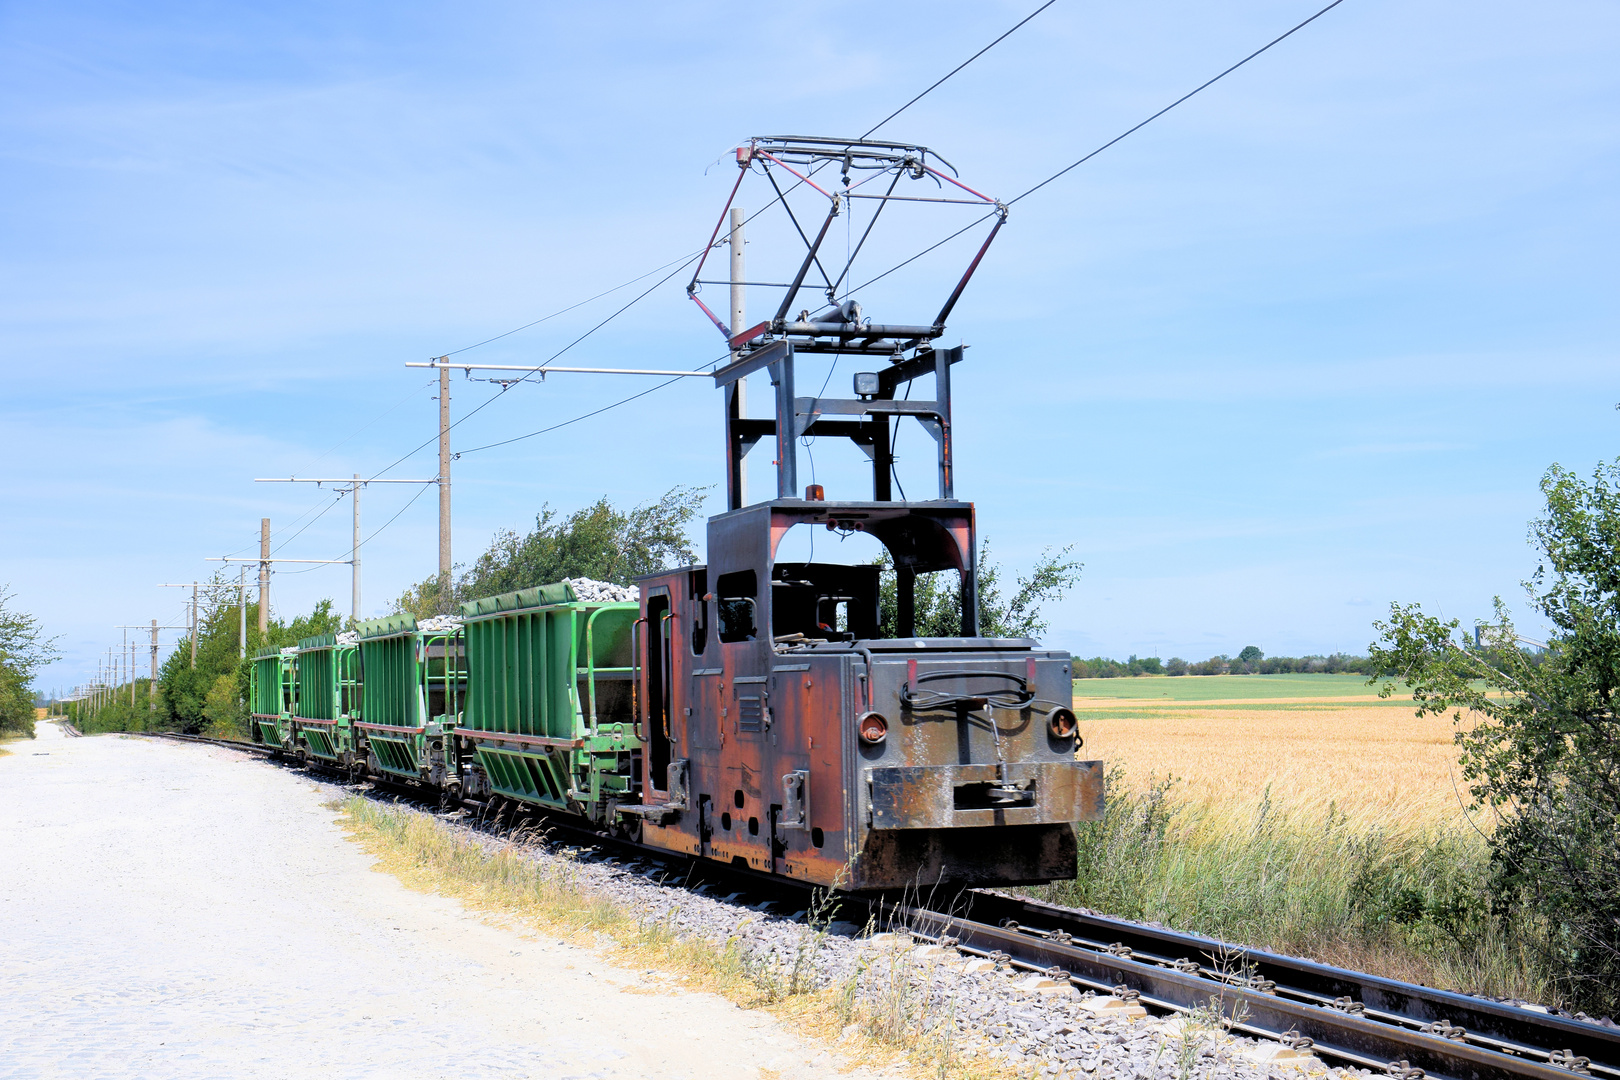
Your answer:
868,760 -> 1104,830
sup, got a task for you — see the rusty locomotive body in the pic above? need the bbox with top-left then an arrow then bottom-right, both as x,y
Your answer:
632,497 -> 1102,890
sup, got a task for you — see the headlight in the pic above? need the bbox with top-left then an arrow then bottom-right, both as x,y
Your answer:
857,711 -> 888,745
1047,707 -> 1077,739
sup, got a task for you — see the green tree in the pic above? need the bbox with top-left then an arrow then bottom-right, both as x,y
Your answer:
0,585 -> 57,738
149,578 -> 340,734
1237,645 -> 1263,664
396,486 -> 709,617
876,541 -> 1083,639
1369,460 -> 1620,1013
202,673 -> 246,739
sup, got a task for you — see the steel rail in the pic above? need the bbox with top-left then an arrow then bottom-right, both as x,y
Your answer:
868,891 -> 1614,1080
127,731 -> 1614,1080
946,891 -> 1616,1078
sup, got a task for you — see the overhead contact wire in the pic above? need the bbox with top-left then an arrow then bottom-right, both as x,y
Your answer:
860,0 -> 1059,139
851,0 -> 1353,294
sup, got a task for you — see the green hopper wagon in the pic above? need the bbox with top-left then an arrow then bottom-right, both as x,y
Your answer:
355,614 -> 465,786
455,582 -> 639,826
292,631 -> 360,766
249,646 -> 296,748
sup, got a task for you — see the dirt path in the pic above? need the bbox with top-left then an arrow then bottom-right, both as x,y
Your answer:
0,723 -> 883,1080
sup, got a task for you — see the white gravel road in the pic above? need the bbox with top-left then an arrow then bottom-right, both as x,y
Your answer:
0,722 -> 884,1080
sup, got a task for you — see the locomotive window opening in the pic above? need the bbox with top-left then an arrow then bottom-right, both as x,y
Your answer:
769,562 -> 879,643
811,827 -> 825,848
748,816 -> 759,836
645,594 -> 671,792
718,598 -> 757,643
721,812 -> 732,831
733,788 -> 745,808
689,569 -> 709,656
878,567 -> 972,639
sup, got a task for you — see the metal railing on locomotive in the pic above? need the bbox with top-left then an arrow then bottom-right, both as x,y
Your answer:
687,136 -> 1007,636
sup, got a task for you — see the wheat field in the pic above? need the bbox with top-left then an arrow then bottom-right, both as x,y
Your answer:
1038,676 -> 1547,999
1071,689 -> 1482,831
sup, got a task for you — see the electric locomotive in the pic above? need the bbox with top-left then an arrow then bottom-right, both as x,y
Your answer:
253,135 -> 1105,891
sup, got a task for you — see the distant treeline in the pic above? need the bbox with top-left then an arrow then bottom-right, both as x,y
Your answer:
1074,647 -> 1380,679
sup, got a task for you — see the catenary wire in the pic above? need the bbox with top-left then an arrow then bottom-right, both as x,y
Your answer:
215,376 -> 440,559
860,0 -> 1058,139
369,252 -> 705,482
440,250 -> 706,357
455,347 -> 734,457
278,480 -> 437,574
849,0 -> 1352,295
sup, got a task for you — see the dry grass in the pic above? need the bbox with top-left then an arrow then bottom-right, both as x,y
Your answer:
336,797 -> 1018,1080
1036,688 -> 1556,1002
1072,697 -> 1482,831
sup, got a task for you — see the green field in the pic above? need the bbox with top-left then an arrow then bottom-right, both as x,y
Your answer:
1070,673 -> 1385,701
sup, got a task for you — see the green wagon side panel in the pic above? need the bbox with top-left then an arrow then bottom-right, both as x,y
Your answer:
461,598 -> 638,738
251,655 -> 283,716
296,647 -> 340,720
359,634 -> 422,729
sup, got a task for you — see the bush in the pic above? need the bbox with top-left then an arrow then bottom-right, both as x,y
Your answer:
1371,459 -> 1620,1014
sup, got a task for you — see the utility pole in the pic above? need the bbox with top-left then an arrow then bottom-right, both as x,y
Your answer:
238,567 -> 247,658
729,205 -> 748,507
352,472 -> 361,620
259,518 -> 270,634
248,477 -> 434,624
438,359 -> 452,596
122,622 -> 184,711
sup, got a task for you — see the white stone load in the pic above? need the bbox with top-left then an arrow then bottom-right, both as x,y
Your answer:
416,615 -> 464,634
335,630 -> 359,647
565,578 -> 638,604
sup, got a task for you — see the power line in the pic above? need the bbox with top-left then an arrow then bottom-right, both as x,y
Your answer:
851,0 -> 1353,295
426,3 -> 1049,368
216,376 -> 440,559
268,488 -> 347,552
439,251 -> 706,357
1009,0 -> 1350,207
455,351 -> 731,458
279,482 -> 437,575
368,252 -> 706,483
860,0 -> 1058,139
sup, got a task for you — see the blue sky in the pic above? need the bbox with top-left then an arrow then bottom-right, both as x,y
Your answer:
4,0 -> 1616,694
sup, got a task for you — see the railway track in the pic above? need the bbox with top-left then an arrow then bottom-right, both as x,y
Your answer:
142,729 -> 1617,1080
